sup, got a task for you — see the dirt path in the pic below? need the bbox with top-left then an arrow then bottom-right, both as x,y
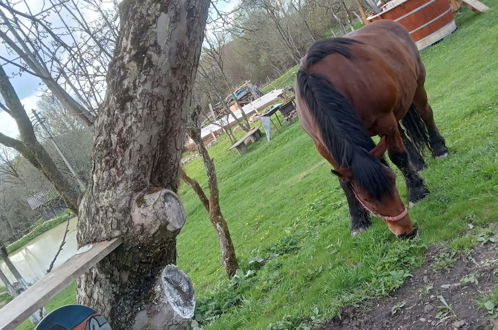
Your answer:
322,230 -> 497,330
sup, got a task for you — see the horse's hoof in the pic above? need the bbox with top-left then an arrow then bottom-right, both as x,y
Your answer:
397,225 -> 418,240
432,144 -> 449,159
351,228 -> 366,237
409,201 -> 416,208
435,152 -> 448,159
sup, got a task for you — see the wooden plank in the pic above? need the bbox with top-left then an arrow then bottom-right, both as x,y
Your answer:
449,0 -> 463,11
229,127 -> 260,149
462,0 -> 489,12
0,238 -> 122,330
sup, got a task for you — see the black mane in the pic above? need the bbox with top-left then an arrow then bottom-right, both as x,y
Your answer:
297,38 -> 392,200
303,38 -> 361,69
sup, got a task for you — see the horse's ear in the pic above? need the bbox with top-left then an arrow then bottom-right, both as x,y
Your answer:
370,136 -> 387,159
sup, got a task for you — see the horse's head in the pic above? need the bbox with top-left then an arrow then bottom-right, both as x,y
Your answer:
332,142 -> 417,239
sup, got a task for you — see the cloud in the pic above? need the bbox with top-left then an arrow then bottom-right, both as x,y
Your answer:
0,111 -> 18,138
0,91 -> 43,139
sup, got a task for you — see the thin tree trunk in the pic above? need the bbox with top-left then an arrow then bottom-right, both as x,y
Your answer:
0,245 -> 27,289
208,103 -> 236,143
224,99 -> 250,132
331,9 -> 348,35
209,204 -> 238,278
290,2 -> 317,42
0,267 -> 15,296
0,66 -> 80,211
76,0 -> 210,327
179,168 -> 209,211
189,127 -> 239,278
232,95 -> 251,130
342,1 -> 355,32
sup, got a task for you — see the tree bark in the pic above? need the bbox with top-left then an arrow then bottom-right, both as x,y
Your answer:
132,265 -> 195,329
76,0 -> 210,328
188,127 -> 239,278
179,168 -> 210,211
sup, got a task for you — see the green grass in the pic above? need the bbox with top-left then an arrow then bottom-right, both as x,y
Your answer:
478,286 -> 498,318
0,290 -> 12,305
176,4 -> 498,328
12,4 -> 498,328
261,65 -> 298,94
15,283 -> 77,330
7,209 -> 74,254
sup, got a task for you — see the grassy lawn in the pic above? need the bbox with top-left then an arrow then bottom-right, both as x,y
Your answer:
261,65 -> 298,94
15,283 -> 77,330
177,4 -> 498,329
12,3 -> 498,329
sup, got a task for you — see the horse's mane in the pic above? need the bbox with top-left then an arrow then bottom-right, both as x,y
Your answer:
297,38 -> 393,199
303,37 -> 360,69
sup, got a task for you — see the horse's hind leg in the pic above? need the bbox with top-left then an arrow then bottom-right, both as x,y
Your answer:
413,86 -> 449,158
399,125 -> 426,172
338,178 -> 372,236
386,122 -> 430,206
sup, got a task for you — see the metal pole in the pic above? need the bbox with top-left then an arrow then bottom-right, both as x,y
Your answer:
0,267 -> 16,296
364,0 -> 382,13
0,244 -> 44,324
0,244 -> 27,289
32,110 -> 86,192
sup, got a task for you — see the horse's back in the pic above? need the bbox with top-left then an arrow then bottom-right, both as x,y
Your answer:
301,20 -> 424,133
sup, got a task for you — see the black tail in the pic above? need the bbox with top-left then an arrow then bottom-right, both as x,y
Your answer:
401,105 -> 431,154
297,69 -> 392,200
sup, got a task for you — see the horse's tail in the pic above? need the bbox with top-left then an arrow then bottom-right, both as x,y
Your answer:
296,69 -> 392,199
401,105 -> 431,154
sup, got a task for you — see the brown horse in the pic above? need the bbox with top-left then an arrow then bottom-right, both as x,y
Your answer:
294,20 -> 448,239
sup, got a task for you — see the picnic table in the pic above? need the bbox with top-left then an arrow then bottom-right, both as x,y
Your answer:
228,127 -> 262,155
261,103 -> 283,128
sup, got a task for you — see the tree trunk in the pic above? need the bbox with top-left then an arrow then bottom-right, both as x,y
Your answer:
179,168 -> 209,211
208,102 -> 236,143
209,205 -> 239,278
0,267 -> 15,296
76,0 -> 210,328
189,127 -> 239,278
0,244 -> 28,290
232,94 -> 252,130
223,99 -> 251,132
341,1 -> 355,32
132,265 -> 195,329
0,66 -> 80,212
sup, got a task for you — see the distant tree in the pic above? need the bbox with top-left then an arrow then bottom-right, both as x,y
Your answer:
0,0 -> 119,125
181,106 -> 239,278
0,66 -> 80,211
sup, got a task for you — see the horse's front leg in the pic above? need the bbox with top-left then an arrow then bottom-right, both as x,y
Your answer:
336,175 -> 372,236
315,142 -> 372,236
386,123 -> 430,207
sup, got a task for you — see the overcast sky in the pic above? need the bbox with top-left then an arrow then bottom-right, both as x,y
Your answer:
0,66 -> 41,138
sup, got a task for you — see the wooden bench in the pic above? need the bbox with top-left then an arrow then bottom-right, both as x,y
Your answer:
228,127 -> 262,155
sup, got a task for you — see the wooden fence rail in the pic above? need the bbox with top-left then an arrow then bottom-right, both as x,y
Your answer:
0,238 -> 122,330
